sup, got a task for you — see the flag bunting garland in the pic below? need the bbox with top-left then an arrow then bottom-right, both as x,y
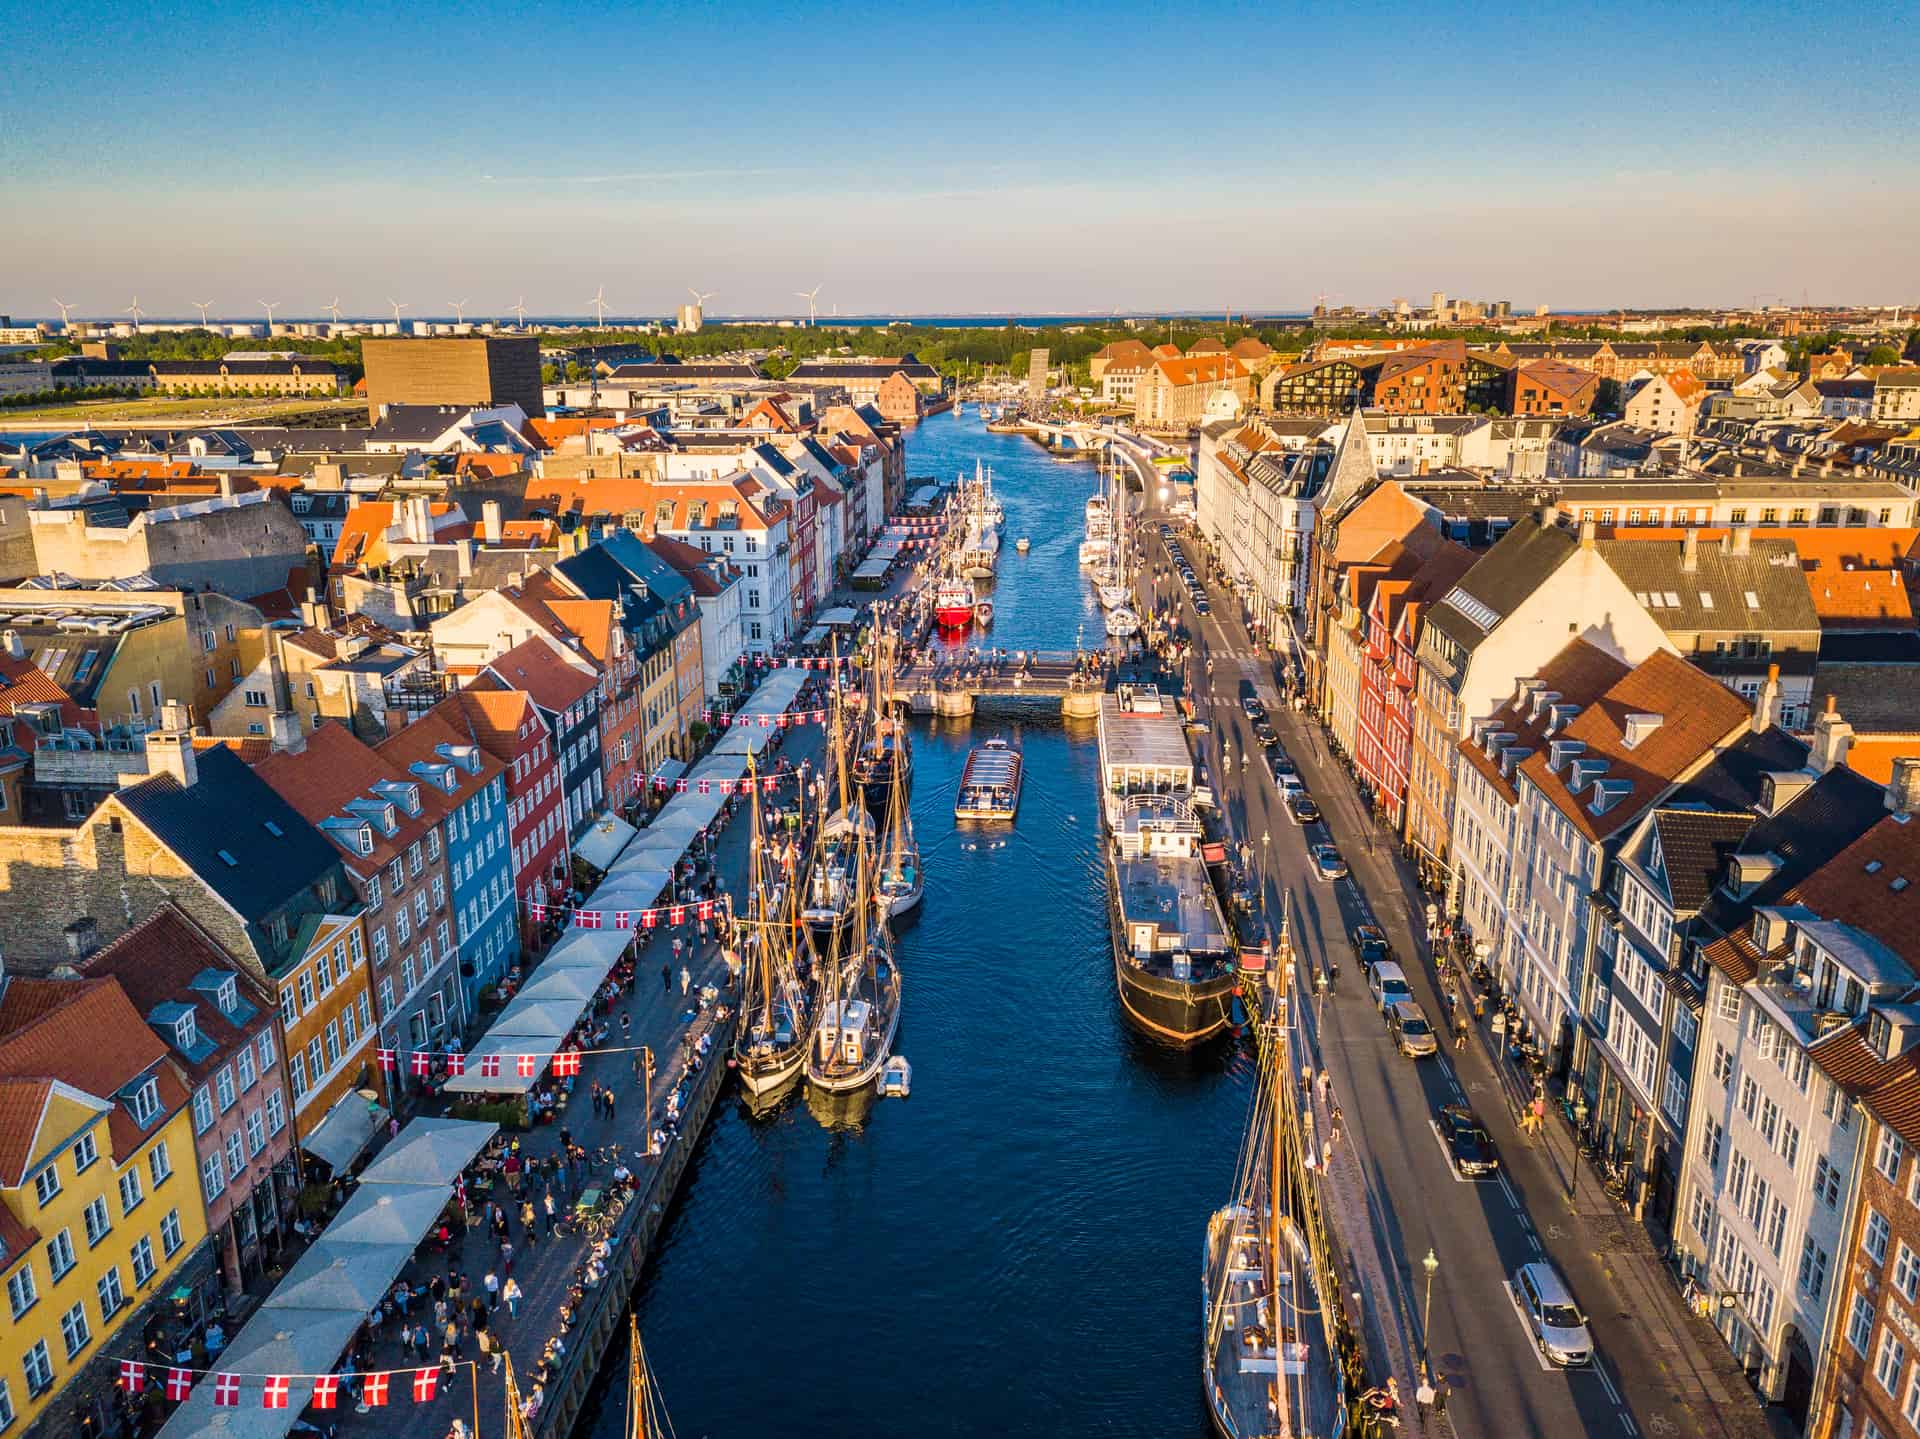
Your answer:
119,1358 -> 467,1410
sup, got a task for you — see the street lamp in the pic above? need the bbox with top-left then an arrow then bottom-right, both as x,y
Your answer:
1421,1247 -> 1440,1361
1567,1093 -> 1590,1204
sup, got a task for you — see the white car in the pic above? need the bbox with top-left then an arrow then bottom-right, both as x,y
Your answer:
1515,1262 -> 1593,1367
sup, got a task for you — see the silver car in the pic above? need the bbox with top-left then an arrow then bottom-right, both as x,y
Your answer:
1515,1261 -> 1593,1367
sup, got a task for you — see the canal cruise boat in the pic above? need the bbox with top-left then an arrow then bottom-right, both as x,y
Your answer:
954,737 -> 1022,821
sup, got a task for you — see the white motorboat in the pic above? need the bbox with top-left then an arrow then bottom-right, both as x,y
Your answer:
879,1056 -> 912,1098
1078,537 -> 1111,568
1015,537 -> 1031,554
1105,605 -> 1141,638
1099,582 -> 1127,611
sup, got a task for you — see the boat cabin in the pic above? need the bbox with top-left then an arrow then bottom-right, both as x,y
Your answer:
817,998 -> 873,1067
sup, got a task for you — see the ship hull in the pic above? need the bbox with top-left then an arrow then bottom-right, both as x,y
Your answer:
933,604 -> 974,629
1106,869 -> 1235,1046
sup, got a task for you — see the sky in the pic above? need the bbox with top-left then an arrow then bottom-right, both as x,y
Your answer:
3,0 -> 1916,323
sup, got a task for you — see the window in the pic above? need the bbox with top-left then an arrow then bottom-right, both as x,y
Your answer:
118,1167 -> 142,1216
224,1130 -> 243,1181
1719,988 -> 1743,1024
1867,1209 -> 1892,1265
72,1132 -> 97,1173
1739,1075 -> 1759,1123
280,987 -> 299,1030
8,1267 -> 36,1320
130,1235 -> 154,1286
372,927 -> 390,966
1880,1129 -> 1907,1183
215,1066 -> 235,1112
96,1265 -> 124,1321
236,1045 -> 256,1091
45,1230 -> 75,1281
1899,1242 -> 1920,1302
82,1196 -> 110,1247
1878,1329 -> 1908,1395
289,1051 -> 307,1101
323,1021 -> 340,1070
1700,1118 -> 1725,1168
203,1151 -> 225,1203
0,1376 -> 11,1428
1781,1119 -> 1801,1171
148,1140 -> 171,1186
257,1029 -> 276,1072
129,1076 -> 159,1127
1799,1235 -> 1829,1301
297,971 -> 315,1010
160,1209 -> 183,1258
23,1339 -> 52,1398
1817,1155 -> 1843,1207
33,1166 -> 60,1208
190,1086 -> 213,1135
265,1087 -> 285,1136
245,1107 -> 265,1157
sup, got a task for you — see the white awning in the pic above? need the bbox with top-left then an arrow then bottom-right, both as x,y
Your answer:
298,1089 -> 388,1173
573,811 -> 637,873
440,926 -> 632,1096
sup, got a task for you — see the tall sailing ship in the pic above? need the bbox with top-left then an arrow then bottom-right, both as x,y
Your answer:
1202,912 -> 1343,1438
850,636 -> 912,817
1096,684 -> 1238,1045
807,827 -> 904,1093
733,758 -> 815,1096
804,695 -> 875,941
876,735 -> 923,919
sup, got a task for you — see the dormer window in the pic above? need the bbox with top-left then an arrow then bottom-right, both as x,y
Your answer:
172,1010 -> 197,1051
128,1078 -> 160,1127
216,977 -> 237,1013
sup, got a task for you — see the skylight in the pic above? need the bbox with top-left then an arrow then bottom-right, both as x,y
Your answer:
216,849 -> 238,867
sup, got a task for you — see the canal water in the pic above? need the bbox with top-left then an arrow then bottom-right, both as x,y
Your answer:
598,410 -> 1253,1436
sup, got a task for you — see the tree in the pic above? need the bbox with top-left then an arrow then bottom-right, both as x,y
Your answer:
1864,344 -> 1901,368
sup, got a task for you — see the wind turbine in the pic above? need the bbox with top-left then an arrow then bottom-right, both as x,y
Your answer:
259,299 -> 280,328
689,287 -> 716,308
193,300 -> 215,327
51,298 -> 76,328
448,299 -> 469,324
794,284 -> 822,327
388,298 -> 409,327
511,297 -> 529,328
589,286 -> 609,328
323,299 -> 345,325
124,296 -> 145,330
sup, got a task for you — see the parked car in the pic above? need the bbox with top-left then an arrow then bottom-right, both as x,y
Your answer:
1514,1262 -> 1593,1367
1288,793 -> 1321,825
1265,748 -> 1297,780
1387,1000 -> 1438,1058
1253,720 -> 1279,747
1438,1104 -> 1500,1177
1351,924 -> 1391,971
1367,960 -> 1411,1012
1194,597 -> 1211,615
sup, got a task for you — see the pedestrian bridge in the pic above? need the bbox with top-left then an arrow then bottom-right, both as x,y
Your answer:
884,648 -> 1107,718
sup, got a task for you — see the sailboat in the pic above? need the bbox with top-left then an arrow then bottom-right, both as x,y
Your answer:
850,631 -> 912,817
1201,904 -> 1343,1438
807,828 -> 903,1094
803,695 -> 874,942
732,756 -> 814,1096
876,743 -> 923,920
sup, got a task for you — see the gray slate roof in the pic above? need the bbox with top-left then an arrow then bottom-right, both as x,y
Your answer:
1594,536 -> 1821,636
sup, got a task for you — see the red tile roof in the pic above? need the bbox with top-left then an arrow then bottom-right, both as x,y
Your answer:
472,635 -> 598,714
254,722 -> 442,878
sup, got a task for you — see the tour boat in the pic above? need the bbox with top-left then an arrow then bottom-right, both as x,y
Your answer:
955,737 -> 1022,821
932,574 -> 975,630
1203,913 -> 1342,1439
1105,605 -> 1141,639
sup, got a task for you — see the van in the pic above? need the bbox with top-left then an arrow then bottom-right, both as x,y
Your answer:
1367,961 -> 1411,1013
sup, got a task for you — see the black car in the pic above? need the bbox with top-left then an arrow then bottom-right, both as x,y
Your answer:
1253,720 -> 1279,747
1286,792 -> 1320,825
1239,682 -> 1266,722
1158,523 -> 1173,537
1351,923 -> 1391,971
1438,1104 -> 1500,1177
1194,596 -> 1211,615
1265,747 -> 1296,780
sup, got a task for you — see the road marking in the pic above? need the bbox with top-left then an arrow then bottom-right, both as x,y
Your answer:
1518,1212 -> 1534,1233
1496,1172 -> 1519,1207
1622,1413 -> 1639,1435
1500,1281 -> 1558,1372
1596,1364 -> 1622,1404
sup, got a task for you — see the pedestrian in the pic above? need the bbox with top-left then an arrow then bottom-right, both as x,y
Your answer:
621,1014 -> 632,1043
1416,1367 -> 1435,1424
1454,1013 -> 1469,1050
543,1190 -> 558,1237
443,1318 -> 461,1359
485,1270 -> 500,1310
661,962 -> 672,993
680,965 -> 692,995
1434,1379 -> 1450,1419
479,1327 -> 501,1374
500,1239 -> 514,1275
503,1276 -> 523,1319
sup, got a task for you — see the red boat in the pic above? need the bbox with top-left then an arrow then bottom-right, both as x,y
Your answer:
932,576 -> 975,630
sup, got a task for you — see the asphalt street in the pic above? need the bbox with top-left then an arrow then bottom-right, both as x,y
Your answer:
1113,442 -> 1686,1439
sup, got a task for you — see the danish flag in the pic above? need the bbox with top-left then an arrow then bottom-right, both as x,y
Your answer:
614,910 -> 633,930
411,1050 -> 432,1077
412,1367 -> 440,1403
762,776 -> 777,793
446,1050 -> 465,1076
697,900 -> 715,922
262,1375 -> 291,1409
479,1054 -> 501,1079
528,901 -> 548,923
119,1361 -> 145,1393
516,1053 -> 538,1078
674,778 -> 689,793
361,1371 -> 390,1407
212,1374 -> 240,1408
697,778 -> 711,795
758,715 -> 771,727
310,1374 -> 340,1409
552,1050 -> 581,1078
574,909 -> 602,930
165,1368 -> 193,1402
640,909 -> 658,930
669,905 -> 686,927
376,1048 -> 397,1073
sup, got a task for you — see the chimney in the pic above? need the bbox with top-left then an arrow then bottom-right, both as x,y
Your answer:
267,709 -> 306,755
1,630 -> 22,661
217,473 -> 235,499
62,917 -> 99,962
143,701 -> 198,790
312,461 -> 346,490
1682,528 -> 1700,572
482,500 -> 503,546
1732,461 -> 1744,477
1809,694 -> 1855,775
298,586 -> 329,629
1752,663 -> 1780,735
1729,525 -> 1752,556
457,539 -> 473,579
1539,502 -> 1560,529
1578,516 -> 1596,549
1891,757 -> 1920,817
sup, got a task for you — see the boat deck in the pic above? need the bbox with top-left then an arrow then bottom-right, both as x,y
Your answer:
1111,849 -> 1233,976
1204,1207 -> 1344,1439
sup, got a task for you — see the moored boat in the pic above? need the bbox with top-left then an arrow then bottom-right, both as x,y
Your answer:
1105,605 -> 1141,639
974,599 -> 994,626
807,915 -> 902,1094
732,760 -> 816,1096
932,574 -> 975,630
955,736 -> 1023,821
1015,537 -> 1031,554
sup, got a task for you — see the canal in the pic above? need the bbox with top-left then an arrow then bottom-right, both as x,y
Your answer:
595,409 -> 1253,1437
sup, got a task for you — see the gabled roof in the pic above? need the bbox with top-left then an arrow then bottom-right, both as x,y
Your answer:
1425,515 -> 1576,653
453,688 -> 542,761
116,744 -> 341,925
1649,808 -> 1757,913
473,635 -> 597,716
253,723 -> 443,877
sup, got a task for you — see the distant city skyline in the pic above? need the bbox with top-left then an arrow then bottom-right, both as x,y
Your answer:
4,0 -> 1917,318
